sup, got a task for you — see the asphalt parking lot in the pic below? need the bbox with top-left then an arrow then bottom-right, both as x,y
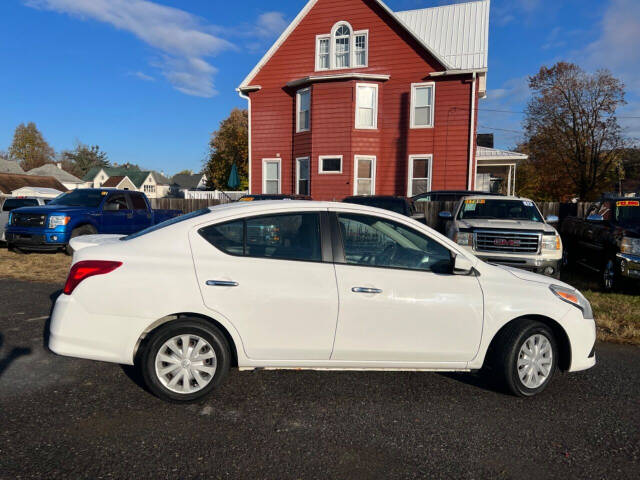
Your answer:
0,279 -> 638,479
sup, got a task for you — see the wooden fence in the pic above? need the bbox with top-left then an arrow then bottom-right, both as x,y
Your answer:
150,197 -> 221,214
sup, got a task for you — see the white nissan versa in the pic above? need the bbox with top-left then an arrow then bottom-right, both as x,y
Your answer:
49,201 -> 596,402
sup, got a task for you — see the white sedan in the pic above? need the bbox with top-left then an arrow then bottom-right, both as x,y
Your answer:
49,201 -> 596,402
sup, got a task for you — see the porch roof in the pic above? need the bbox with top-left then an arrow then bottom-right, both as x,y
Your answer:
476,146 -> 528,164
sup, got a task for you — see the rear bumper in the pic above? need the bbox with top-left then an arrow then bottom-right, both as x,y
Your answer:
617,253 -> 640,281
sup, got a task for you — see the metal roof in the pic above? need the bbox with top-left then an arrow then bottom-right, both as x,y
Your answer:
396,0 -> 490,70
476,146 -> 528,161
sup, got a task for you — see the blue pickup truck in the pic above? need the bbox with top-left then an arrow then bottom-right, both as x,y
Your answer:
5,189 -> 181,253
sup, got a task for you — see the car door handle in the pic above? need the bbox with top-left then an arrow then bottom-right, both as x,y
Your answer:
352,287 -> 382,294
206,280 -> 239,287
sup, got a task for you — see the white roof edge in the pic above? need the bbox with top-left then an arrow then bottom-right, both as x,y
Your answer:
238,0 -> 454,89
286,73 -> 390,88
476,146 -> 528,161
430,68 -> 487,77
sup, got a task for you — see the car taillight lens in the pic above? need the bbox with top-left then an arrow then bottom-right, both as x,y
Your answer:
63,260 -> 122,295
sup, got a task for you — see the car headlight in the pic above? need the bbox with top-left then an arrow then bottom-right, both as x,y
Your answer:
549,284 -> 593,319
621,237 -> 640,256
542,234 -> 562,251
48,215 -> 70,229
454,231 -> 472,246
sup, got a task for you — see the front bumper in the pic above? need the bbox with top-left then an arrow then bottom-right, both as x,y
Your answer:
459,246 -> 561,276
5,227 -> 70,250
617,253 -> 640,281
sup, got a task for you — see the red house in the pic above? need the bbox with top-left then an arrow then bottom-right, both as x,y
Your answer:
237,0 -> 493,200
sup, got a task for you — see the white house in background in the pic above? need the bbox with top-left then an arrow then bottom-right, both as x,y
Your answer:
475,146 -> 528,196
27,163 -> 88,190
101,175 -> 138,191
170,173 -> 209,197
82,167 -> 170,198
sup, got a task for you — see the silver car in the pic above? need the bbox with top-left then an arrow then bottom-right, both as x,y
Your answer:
0,197 -> 49,243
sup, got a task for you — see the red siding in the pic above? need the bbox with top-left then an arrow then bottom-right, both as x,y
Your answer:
246,0 -> 477,200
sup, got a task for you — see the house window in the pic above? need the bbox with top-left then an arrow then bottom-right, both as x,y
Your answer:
354,33 -> 367,67
407,155 -> 432,197
296,157 -> 310,195
411,83 -> 435,128
334,24 -> 351,68
296,88 -> 310,132
317,37 -> 330,70
319,156 -> 342,174
354,155 -> 376,196
355,84 -> 378,129
262,159 -> 281,194
144,184 -> 156,194
316,22 -> 368,71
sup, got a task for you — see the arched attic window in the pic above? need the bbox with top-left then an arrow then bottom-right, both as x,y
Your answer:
316,22 -> 368,71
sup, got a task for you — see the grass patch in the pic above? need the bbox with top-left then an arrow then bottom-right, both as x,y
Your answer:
561,270 -> 640,346
0,247 -> 71,284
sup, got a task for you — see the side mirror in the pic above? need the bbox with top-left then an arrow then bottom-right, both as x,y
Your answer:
439,211 -> 453,220
454,255 -> 474,275
546,215 -> 559,224
587,214 -> 604,222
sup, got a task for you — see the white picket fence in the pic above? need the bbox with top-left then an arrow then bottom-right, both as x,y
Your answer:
183,190 -> 247,201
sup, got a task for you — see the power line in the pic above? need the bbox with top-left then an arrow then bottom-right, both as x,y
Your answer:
479,108 -> 640,119
478,124 -> 524,134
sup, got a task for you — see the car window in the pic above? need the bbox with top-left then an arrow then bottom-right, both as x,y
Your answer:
129,193 -> 147,210
458,199 -> 543,222
2,198 -> 39,211
200,213 -> 322,262
122,209 -> 208,241
337,213 -> 452,273
104,194 -> 129,211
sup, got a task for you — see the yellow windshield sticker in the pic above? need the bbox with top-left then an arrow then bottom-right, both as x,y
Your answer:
101,191 -> 108,195
617,200 -> 639,207
239,197 -> 254,202
465,199 -> 485,204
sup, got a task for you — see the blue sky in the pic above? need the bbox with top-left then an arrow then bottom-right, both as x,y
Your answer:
0,0 -> 638,175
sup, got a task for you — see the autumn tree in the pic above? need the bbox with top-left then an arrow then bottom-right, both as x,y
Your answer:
523,62 -> 626,201
9,122 -> 55,170
204,108 -> 248,189
61,143 -> 110,178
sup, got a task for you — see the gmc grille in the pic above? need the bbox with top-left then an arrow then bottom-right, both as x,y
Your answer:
474,230 -> 540,254
12,213 -> 46,227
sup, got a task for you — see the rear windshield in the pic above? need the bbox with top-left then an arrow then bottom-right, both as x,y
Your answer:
343,198 -> 407,215
121,209 -> 209,241
49,190 -> 106,207
458,199 -> 543,222
2,198 -> 39,211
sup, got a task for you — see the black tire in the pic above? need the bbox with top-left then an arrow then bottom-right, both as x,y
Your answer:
490,319 -> 558,397
140,319 -> 231,403
65,224 -> 97,255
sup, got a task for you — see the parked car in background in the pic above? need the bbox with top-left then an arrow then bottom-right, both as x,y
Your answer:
238,194 -> 311,201
442,195 -> 563,278
412,190 -> 495,204
0,196 -> 50,243
5,189 -> 181,253
49,201 -> 595,402
561,197 -> 640,291
342,195 -> 424,222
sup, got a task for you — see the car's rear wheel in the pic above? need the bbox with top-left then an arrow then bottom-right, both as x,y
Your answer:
65,224 -> 97,255
492,319 -> 558,397
140,319 -> 231,402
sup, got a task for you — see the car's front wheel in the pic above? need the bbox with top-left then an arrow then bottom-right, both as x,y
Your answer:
140,319 -> 231,402
492,319 -> 558,397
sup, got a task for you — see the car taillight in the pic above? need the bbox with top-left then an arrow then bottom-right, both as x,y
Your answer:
63,260 -> 122,295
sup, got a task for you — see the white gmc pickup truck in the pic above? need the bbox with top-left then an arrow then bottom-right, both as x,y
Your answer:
441,195 -> 563,278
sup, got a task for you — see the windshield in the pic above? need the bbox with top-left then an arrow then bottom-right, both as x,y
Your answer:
344,198 -> 407,215
615,200 -> 640,225
122,208 -> 209,241
458,199 -> 543,222
49,190 -> 107,207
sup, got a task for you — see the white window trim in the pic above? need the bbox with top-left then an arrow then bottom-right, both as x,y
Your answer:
296,87 -> 311,133
315,22 -> 369,72
262,158 -> 281,194
407,154 -> 433,197
355,83 -> 379,130
410,82 -> 435,129
295,156 -> 310,195
353,155 -> 376,196
318,155 -> 343,174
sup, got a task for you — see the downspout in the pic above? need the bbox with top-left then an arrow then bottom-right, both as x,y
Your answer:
467,72 -> 477,190
237,89 -> 252,194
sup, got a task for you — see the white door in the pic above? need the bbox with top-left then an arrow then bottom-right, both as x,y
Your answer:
354,156 -> 375,196
330,211 -> 483,363
190,211 -> 339,360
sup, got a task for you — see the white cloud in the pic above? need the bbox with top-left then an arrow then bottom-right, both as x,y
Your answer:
254,12 -> 288,39
128,71 -> 155,82
24,0 -> 234,97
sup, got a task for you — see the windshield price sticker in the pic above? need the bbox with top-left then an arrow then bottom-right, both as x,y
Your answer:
101,191 -> 108,196
617,200 -> 639,207
464,199 -> 485,205
523,201 -> 534,207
